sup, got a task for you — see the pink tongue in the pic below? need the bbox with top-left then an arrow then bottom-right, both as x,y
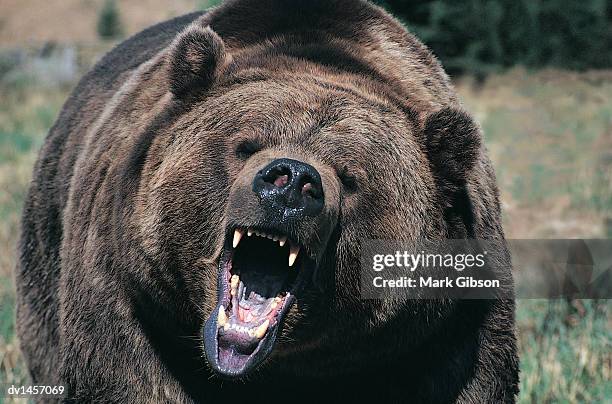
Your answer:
239,306 -> 254,322
232,285 -> 275,325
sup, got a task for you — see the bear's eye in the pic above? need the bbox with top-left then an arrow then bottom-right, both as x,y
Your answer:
338,166 -> 358,193
235,139 -> 262,160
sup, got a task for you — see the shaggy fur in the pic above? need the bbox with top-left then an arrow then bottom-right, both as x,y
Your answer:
16,0 -> 519,402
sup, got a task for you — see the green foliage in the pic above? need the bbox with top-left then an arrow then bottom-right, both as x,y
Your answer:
97,0 -> 123,40
374,0 -> 612,75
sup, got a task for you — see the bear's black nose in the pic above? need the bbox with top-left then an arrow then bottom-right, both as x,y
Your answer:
253,158 -> 324,217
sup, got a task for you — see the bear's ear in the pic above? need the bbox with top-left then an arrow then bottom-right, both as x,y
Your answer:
423,107 -> 481,187
167,25 -> 230,98
423,108 -> 482,237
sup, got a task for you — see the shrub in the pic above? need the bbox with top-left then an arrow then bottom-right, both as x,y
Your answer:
374,0 -> 612,75
97,0 -> 123,40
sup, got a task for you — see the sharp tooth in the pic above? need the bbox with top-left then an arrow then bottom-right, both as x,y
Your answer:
217,306 -> 228,328
254,319 -> 270,339
279,236 -> 287,247
248,329 -> 255,338
231,274 -> 239,290
273,236 -> 278,241
288,244 -> 300,267
233,229 -> 244,248
247,229 -> 253,236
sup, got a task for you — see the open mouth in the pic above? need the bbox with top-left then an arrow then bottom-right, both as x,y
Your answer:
203,227 -> 312,377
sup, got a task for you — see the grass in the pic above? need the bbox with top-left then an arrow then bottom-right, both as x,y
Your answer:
456,69 -> 612,238
0,76 -> 72,403
0,61 -> 610,402
517,300 -> 611,403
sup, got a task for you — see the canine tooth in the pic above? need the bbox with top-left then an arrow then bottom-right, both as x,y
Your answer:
217,306 -> 228,327
288,244 -> 300,267
254,320 -> 270,339
247,229 -> 253,236
231,275 -> 239,290
233,229 -> 244,248
279,236 -> 287,247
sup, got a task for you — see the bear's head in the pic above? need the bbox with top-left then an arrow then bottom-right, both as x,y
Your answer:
116,19 -> 485,379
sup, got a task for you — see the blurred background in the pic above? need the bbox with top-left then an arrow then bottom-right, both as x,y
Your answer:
0,0 -> 610,402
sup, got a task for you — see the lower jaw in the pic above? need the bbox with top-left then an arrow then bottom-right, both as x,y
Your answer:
203,292 -> 296,377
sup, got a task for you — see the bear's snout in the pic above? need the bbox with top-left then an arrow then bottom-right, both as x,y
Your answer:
252,158 -> 324,219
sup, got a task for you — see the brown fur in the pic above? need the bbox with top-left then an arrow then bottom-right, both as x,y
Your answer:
16,1 -> 518,402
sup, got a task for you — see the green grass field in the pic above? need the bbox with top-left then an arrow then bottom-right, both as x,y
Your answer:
0,64 -> 610,402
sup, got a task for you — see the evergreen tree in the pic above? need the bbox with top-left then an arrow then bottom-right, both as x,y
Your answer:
374,0 -> 612,74
97,0 -> 123,40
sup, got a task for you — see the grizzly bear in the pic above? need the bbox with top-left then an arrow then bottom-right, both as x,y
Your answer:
16,0 -> 519,402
